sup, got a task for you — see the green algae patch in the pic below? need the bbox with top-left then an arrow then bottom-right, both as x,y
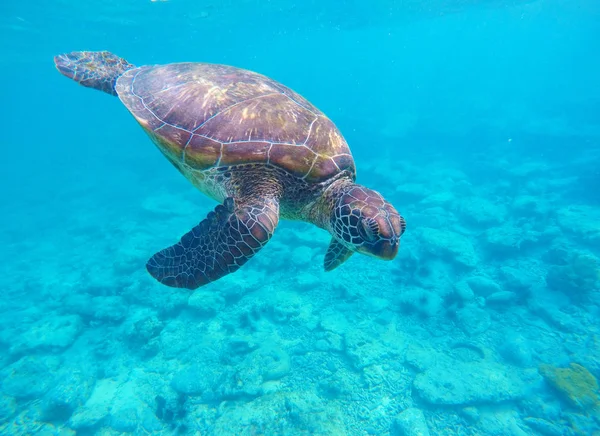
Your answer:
540,363 -> 600,410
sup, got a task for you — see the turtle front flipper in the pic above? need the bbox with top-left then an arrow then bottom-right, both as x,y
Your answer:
146,196 -> 279,290
54,51 -> 134,96
324,239 -> 353,271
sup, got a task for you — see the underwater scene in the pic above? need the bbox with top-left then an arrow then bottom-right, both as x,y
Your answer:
1,0 -> 599,434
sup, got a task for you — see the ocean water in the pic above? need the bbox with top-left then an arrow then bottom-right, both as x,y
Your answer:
1,0 -> 599,434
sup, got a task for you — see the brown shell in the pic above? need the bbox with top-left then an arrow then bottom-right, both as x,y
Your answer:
115,63 -> 355,182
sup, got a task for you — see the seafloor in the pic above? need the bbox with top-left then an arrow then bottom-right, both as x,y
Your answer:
1,131 -> 599,435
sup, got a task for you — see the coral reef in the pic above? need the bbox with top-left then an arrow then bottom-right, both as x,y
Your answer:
3,17 -> 599,433
546,251 -> 600,301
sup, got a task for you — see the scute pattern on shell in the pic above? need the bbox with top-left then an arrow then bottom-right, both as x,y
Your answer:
115,63 -> 355,182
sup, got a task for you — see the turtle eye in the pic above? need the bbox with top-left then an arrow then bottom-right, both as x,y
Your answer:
358,218 -> 378,242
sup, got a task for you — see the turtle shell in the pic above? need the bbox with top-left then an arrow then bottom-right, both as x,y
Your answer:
115,63 -> 355,183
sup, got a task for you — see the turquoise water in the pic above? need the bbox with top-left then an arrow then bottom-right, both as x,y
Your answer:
1,0 -> 600,434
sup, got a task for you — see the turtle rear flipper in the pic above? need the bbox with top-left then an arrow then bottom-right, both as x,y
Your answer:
54,51 -> 134,96
146,196 -> 279,290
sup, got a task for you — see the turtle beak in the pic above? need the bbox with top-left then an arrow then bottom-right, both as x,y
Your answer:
375,238 -> 399,260
357,237 -> 399,260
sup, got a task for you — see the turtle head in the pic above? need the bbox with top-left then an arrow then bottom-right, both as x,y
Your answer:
331,185 -> 406,260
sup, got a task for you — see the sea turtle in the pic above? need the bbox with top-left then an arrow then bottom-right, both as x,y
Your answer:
54,51 -> 406,290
